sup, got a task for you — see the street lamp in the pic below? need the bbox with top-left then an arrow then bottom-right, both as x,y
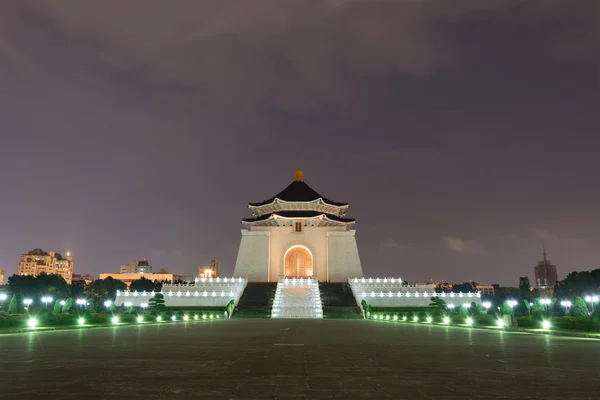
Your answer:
23,298 -> 33,307
584,296 -> 598,313
141,303 -> 148,309
507,300 -> 518,308
447,304 -> 455,310
462,303 -> 470,309
0,293 -> 7,301
41,296 -> 53,307
560,300 -> 572,312
482,301 -> 491,310
104,300 -> 112,308
76,299 -> 87,308
60,300 -> 66,306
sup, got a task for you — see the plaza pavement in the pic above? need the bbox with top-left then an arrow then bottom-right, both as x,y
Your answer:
0,319 -> 598,399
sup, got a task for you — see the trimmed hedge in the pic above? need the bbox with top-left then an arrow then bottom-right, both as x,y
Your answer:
517,316 -> 600,332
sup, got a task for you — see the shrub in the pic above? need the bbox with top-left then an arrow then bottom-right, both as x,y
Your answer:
62,298 -> 73,313
7,295 -> 18,314
571,297 -> 589,317
532,311 -> 544,323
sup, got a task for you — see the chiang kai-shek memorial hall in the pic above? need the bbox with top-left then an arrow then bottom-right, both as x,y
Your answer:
233,169 -> 364,283
113,170 -> 482,319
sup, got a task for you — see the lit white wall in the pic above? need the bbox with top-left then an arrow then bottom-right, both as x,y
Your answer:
350,278 -> 482,308
233,230 -> 270,282
327,231 -> 364,282
114,278 -> 247,307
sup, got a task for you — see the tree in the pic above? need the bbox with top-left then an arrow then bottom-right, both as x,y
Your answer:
7,273 -> 70,301
531,299 -> 545,314
452,282 -> 477,293
52,299 -> 62,314
554,269 -> 600,298
523,299 -> 532,315
149,293 -> 166,311
501,302 -> 514,316
471,302 -> 484,315
129,277 -> 159,292
70,280 -> 87,299
7,295 -> 18,314
429,296 -> 448,314
571,296 -> 589,316
85,277 -> 127,306
62,298 -> 73,313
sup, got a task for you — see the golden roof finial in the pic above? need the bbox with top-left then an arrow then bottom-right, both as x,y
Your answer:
294,169 -> 304,182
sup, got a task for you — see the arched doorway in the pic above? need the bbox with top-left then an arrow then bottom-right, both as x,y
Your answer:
284,246 -> 313,278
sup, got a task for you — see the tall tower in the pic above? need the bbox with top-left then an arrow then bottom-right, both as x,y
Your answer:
534,238 -> 558,290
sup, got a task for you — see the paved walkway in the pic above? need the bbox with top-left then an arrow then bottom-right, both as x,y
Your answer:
1,319 -> 599,399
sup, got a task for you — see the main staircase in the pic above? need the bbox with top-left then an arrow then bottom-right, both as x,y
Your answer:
271,278 -> 323,319
232,282 -> 277,318
319,282 -> 362,319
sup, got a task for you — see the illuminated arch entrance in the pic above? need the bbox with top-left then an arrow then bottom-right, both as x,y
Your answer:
284,246 -> 313,278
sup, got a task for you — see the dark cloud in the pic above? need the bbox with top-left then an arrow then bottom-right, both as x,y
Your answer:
0,1 -> 599,285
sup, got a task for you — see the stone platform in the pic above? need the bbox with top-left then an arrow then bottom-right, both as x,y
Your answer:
1,319 -> 599,399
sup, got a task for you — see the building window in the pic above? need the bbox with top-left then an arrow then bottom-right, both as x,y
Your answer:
294,221 -> 303,233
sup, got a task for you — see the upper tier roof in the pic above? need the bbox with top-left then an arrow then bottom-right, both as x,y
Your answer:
242,211 -> 355,224
248,170 -> 348,207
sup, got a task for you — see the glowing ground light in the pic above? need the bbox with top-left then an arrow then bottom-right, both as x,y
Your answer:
443,317 -> 450,324
202,315 -> 207,320
209,314 -> 214,319
184,315 -> 189,321
413,317 -> 418,322
78,317 -> 85,325
385,315 -> 390,320
542,320 -> 551,330
112,316 -> 119,324
402,316 -> 407,321
466,317 -> 473,326
27,318 -> 37,328
157,316 -> 162,322
137,316 -> 143,323
393,315 -> 398,321
426,316 -> 432,323
171,315 -> 177,321
497,319 -> 505,328
193,315 -> 199,320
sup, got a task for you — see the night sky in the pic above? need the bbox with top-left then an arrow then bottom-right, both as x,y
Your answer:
1,1 -> 599,286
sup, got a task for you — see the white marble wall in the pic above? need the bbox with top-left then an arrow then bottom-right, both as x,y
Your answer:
233,225 -> 364,282
233,230 -> 270,282
114,277 -> 247,307
327,231 -> 364,282
349,278 -> 482,308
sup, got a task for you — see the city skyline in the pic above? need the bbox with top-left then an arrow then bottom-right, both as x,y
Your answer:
1,1 -> 599,286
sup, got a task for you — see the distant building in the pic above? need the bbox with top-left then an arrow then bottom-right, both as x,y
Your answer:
476,284 -> 495,296
198,260 -> 219,279
534,241 -> 558,290
158,268 -> 169,274
119,261 -> 137,274
17,248 -> 74,284
135,259 -> 152,274
98,272 -> 173,288
0,269 -> 4,285
174,274 -> 196,282
72,274 -> 94,284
